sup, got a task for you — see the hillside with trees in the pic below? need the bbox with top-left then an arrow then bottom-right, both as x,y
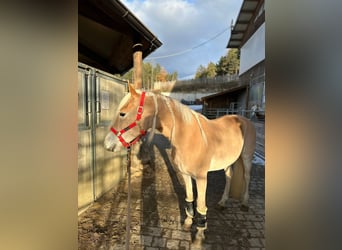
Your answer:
195,48 -> 240,79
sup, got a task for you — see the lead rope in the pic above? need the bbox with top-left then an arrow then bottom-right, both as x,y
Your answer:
125,146 -> 132,250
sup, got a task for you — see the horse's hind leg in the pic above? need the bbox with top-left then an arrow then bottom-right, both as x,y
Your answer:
181,173 -> 194,230
241,156 -> 253,211
217,165 -> 233,208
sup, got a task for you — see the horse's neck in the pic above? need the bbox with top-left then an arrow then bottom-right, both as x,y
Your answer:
156,95 -> 181,142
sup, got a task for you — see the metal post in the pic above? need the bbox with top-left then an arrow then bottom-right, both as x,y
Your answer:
125,147 -> 132,250
95,75 -> 101,125
87,68 -> 97,201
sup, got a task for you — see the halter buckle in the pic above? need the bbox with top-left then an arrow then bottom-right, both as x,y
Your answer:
137,106 -> 143,119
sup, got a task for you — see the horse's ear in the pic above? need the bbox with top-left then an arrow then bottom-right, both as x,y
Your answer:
128,84 -> 139,97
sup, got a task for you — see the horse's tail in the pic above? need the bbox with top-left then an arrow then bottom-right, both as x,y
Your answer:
229,156 -> 245,200
229,116 -> 256,199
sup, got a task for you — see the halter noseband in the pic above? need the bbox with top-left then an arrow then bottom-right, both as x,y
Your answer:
110,91 -> 146,148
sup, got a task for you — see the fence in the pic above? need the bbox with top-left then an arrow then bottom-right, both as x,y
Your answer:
202,108 -> 261,120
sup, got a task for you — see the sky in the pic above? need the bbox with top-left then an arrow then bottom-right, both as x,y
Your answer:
121,0 -> 243,80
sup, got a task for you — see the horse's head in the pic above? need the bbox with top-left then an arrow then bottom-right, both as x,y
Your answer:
104,84 -> 157,152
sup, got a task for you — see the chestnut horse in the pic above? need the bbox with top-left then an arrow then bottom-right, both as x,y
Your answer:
104,85 -> 256,229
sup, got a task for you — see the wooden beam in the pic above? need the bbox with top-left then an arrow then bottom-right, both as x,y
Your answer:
132,43 -> 143,89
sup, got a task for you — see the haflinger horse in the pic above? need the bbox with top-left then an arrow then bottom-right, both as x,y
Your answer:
104,84 -> 256,230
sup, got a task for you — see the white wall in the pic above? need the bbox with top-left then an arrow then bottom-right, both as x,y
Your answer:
239,23 -> 265,75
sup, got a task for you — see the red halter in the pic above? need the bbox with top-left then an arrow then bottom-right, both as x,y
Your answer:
110,92 -> 146,148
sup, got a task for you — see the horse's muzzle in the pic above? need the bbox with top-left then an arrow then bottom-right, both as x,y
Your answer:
104,132 -> 118,152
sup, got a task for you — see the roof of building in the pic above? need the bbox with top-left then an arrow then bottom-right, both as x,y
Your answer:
227,0 -> 263,48
79,0 -> 162,75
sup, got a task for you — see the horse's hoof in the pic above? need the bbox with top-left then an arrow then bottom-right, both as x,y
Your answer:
183,217 -> 193,231
193,227 -> 206,246
240,204 -> 249,211
215,203 -> 227,211
183,223 -> 192,232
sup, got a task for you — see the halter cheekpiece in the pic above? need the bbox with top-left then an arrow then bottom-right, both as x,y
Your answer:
110,91 -> 146,148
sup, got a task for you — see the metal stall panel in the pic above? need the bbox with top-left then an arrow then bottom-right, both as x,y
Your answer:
93,72 -> 127,200
78,68 -> 93,212
78,63 -> 128,213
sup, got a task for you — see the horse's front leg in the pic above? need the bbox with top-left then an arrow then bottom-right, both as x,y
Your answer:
181,173 -> 194,230
190,176 -> 208,246
195,176 -> 208,228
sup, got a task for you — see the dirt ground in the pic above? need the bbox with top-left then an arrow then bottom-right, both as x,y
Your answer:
78,133 -> 265,249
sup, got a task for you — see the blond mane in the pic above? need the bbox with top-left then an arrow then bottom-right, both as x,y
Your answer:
159,94 -> 208,145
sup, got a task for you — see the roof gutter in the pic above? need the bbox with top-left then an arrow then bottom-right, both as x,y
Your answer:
110,0 -> 162,52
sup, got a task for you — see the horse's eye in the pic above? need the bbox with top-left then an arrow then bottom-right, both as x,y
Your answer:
119,112 -> 126,117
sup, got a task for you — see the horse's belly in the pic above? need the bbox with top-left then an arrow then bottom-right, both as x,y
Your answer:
208,155 -> 238,172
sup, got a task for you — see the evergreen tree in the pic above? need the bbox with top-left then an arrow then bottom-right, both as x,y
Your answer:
216,54 -> 229,76
216,48 -> 240,76
195,65 -> 207,79
227,48 -> 240,75
206,62 -> 217,78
